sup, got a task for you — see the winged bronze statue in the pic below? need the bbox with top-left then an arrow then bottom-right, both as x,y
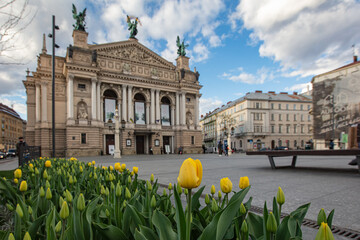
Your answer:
176,36 -> 189,57
72,4 -> 87,31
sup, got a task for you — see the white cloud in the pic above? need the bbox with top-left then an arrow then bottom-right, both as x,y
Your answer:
230,0 -> 360,77
284,82 -> 312,94
199,97 -> 222,117
224,67 -> 274,84
190,43 -> 210,63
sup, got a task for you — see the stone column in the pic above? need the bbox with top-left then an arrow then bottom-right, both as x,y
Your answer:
96,80 -> 101,121
114,109 -> 121,158
35,83 -> 41,122
150,89 -> 155,124
41,82 -> 48,122
100,97 -> 104,122
171,104 -> 175,126
176,92 -> 180,125
122,85 -> 127,121
117,98 -> 122,122
155,90 -> 160,124
195,94 -> 199,127
91,78 -> 97,120
127,85 -> 133,122
181,92 -> 186,125
67,74 -> 74,119
146,102 -> 150,125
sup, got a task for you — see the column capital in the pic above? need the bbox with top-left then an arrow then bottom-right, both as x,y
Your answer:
122,84 -> 128,88
128,85 -> 133,90
68,74 -> 74,81
35,82 -> 41,87
91,77 -> 97,83
97,80 -> 102,85
150,88 -> 155,93
41,81 -> 48,86
146,101 -> 151,107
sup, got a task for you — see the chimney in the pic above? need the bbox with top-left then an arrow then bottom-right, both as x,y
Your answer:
354,55 -> 358,63
42,33 -> 47,54
293,92 -> 298,95
255,90 -> 262,93
268,91 -> 275,94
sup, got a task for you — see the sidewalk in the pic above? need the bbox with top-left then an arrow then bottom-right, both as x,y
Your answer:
2,153 -> 358,239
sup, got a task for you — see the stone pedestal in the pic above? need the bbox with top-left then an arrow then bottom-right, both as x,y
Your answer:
72,30 -> 88,49
176,56 -> 190,70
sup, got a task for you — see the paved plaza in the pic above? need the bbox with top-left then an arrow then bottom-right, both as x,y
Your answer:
1,153 -> 359,239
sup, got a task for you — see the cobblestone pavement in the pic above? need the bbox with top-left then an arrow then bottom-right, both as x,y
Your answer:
2,153 -> 358,239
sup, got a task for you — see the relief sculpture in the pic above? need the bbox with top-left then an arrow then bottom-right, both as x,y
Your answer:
77,101 -> 88,120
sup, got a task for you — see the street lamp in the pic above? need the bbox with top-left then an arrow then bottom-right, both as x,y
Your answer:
48,15 -> 60,157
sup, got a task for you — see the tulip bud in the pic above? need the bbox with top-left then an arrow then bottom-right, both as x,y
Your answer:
176,184 -> 182,195
110,182 -> 115,191
92,161 -> 96,165
211,198 -> 218,212
317,208 -> 327,226
121,164 -> 126,172
65,190 -> 73,203
162,188 -> 167,196
101,185 -> 106,195
29,165 -> 34,173
23,232 -> 31,240
55,221 -> 62,233
8,233 -> 15,240
28,206 -> 33,215
241,220 -> 248,233
6,203 -> 14,211
46,188 -> 52,200
168,183 -> 173,190
133,166 -> 138,174
184,188 -> 188,195
19,181 -> 27,192
151,195 -> 157,208
77,193 -> 85,211
239,176 -> 250,189
150,173 -> 154,183
210,185 -> 216,195
240,203 -> 246,215
14,169 -> 22,179
105,175 -> 109,182
146,181 -> 152,191
218,191 -> 222,200
315,222 -> 335,240
87,162 -> 91,167
45,180 -> 50,189
220,177 -> 233,193
39,187 -> 45,197
16,204 -> 23,218
79,166 -> 83,172
60,201 -> 69,219
276,187 -> 285,206
59,196 -> 64,207
130,171 -> 134,176
266,212 -> 277,233
35,168 -> 39,175
205,194 -> 210,204
127,175 -> 132,184
109,165 -> 114,171
125,187 -> 131,199
73,176 -> 77,183
69,176 -> 74,184
116,183 -> 122,197
105,187 -> 109,196
43,170 -> 48,179
14,178 -> 18,184
89,172 -> 92,178
45,160 -> 51,168
105,209 -> 110,217
94,173 -> 98,180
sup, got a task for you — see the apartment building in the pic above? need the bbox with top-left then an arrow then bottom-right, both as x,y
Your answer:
200,91 -> 313,151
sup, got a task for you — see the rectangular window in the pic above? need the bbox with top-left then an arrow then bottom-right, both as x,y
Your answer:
286,125 -> 290,133
191,136 -> 195,145
255,102 -> 260,109
301,125 -> 304,133
135,102 -> 146,124
104,98 -> 116,122
293,104 -> 296,110
271,125 -> 275,133
279,125 -> 282,133
286,104 -> 289,110
308,105 -> 311,110
294,125 -> 297,133
308,115 -> 311,122
300,105 -> 303,110
286,114 -> 289,121
271,103 -> 274,109
271,114 -> 274,121
301,114 -> 304,122
278,104 -> 281,109
78,84 -> 86,90
186,97 -> 191,103
81,133 -> 86,144
160,104 -> 170,126
279,114 -> 282,121
294,114 -> 297,121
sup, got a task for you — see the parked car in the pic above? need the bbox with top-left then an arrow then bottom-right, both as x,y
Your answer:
0,152 -> 6,160
277,146 -> 289,150
7,149 -> 16,157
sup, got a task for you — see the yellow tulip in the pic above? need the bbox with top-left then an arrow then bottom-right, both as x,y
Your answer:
19,181 -> 27,192
239,176 -> 250,189
276,187 -> 285,206
315,222 -> 335,240
168,182 -> 173,190
114,162 -> 121,171
79,166 -> 83,172
150,173 -> 154,183
121,164 -> 126,171
29,163 -> 33,168
45,160 -> 51,168
220,177 -> 233,193
14,178 -> 18,184
14,169 -> 22,179
177,158 -> 203,189
92,160 -> 96,165
133,166 -> 138,174
87,162 -> 91,167
109,165 -> 114,171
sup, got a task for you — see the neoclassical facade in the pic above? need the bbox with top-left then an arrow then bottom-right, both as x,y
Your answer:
23,30 -> 202,157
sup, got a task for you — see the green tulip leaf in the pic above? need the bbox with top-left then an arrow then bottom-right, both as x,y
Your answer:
327,209 -> 335,228
191,186 -> 205,212
84,196 -> 100,240
263,201 -> 269,240
152,210 -> 177,240
134,229 -> 148,240
45,208 -> 56,240
287,216 -> 297,238
93,222 -> 129,240
247,212 -> 264,239
73,205 -> 85,240
138,225 -> 159,240
275,216 -> 291,240
272,197 -> 280,226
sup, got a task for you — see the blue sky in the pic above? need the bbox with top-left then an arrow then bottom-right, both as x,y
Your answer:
0,0 -> 360,120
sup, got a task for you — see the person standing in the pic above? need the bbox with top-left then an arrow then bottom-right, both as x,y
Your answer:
329,139 -> 334,150
218,141 -> 223,156
16,137 -> 28,167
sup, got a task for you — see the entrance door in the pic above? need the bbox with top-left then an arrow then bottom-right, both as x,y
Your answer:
106,135 -> 115,155
163,136 -> 170,154
136,136 -> 145,154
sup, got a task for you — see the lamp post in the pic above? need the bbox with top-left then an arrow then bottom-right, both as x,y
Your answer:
48,15 -> 60,157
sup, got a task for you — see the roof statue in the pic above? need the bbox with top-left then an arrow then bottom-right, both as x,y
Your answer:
72,4 -> 87,31
176,36 -> 189,57
127,15 -> 141,39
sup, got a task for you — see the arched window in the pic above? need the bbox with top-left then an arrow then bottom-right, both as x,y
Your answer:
134,93 -> 146,124
161,97 -> 171,126
103,90 -> 118,122
294,140 -> 297,148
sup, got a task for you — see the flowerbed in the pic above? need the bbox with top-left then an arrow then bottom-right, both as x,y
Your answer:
0,157 -> 335,240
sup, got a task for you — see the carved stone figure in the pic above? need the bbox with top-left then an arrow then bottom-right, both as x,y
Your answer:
127,15 -> 140,39
77,102 -> 88,119
176,36 -> 189,56
186,112 -> 193,126
72,4 -> 87,31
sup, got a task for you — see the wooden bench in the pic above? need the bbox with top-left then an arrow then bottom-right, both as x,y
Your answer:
246,150 -> 360,173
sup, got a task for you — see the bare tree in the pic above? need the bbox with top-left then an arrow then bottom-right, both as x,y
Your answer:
0,0 -> 35,64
